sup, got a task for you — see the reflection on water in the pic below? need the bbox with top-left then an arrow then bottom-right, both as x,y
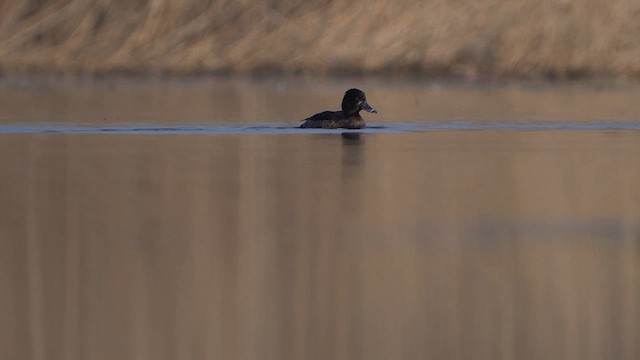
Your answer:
2,130 -> 640,360
2,76 -> 640,125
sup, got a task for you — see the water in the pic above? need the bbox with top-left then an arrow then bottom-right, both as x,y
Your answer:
4,120 -> 640,134
2,76 -> 640,360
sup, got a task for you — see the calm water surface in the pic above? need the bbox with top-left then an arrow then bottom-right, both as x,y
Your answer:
2,77 -> 640,360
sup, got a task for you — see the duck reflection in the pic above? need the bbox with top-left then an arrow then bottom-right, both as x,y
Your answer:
340,132 -> 366,191
341,132 -> 363,144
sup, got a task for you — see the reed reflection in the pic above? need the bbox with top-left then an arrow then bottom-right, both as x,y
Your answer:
2,131 -> 640,360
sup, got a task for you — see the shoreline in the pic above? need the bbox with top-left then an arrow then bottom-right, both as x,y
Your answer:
1,71 -> 639,91
1,63 -> 639,83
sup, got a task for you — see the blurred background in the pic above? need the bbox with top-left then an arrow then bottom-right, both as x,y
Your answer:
3,1 -> 640,360
1,0 -> 640,79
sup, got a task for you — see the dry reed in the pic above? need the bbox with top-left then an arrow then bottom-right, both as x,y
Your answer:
1,0 -> 640,79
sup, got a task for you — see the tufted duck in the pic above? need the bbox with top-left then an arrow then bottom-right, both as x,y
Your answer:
299,88 -> 377,129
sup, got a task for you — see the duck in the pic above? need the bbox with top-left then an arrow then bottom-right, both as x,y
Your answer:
299,88 -> 377,129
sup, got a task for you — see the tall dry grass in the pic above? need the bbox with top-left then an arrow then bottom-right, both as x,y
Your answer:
1,0 -> 640,79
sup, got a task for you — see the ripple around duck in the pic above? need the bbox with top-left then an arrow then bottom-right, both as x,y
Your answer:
2,121 -> 640,134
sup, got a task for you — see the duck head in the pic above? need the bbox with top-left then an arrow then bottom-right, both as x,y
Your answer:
342,88 -> 377,117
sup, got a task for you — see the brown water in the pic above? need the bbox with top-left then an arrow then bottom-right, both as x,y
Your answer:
2,77 -> 640,360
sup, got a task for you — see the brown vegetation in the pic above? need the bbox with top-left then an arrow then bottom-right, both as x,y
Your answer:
1,0 -> 640,79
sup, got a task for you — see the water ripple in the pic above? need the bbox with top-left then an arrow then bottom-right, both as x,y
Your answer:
2,121 -> 640,134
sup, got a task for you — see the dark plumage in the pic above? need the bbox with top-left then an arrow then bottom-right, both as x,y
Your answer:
299,88 -> 377,129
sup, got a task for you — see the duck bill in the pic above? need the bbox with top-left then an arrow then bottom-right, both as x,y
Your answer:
362,101 -> 377,113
